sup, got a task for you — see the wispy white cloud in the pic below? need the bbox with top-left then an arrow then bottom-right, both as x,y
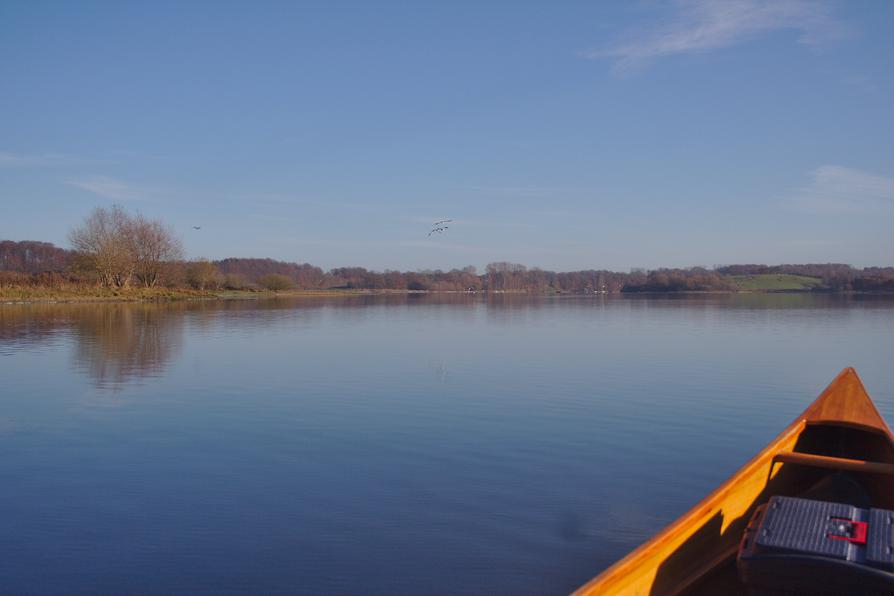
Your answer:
841,73 -> 879,95
66,176 -> 149,201
788,165 -> 894,214
583,0 -> 848,74
0,152 -> 77,167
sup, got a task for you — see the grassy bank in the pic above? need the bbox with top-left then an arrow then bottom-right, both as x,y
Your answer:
0,286 -> 220,303
0,286 -> 433,303
730,274 -> 823,291
0,276 -> 857,303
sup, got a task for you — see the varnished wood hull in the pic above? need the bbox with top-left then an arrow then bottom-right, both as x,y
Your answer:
573,368 -> 894,596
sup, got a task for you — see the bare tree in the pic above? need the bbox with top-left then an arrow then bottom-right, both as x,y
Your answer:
69,205 -> 136,288
131,215 -> 183,287
222,273 -> 249,290
186,259 -> 222,290
258,273 -> 295,291
69,206 -> 184,288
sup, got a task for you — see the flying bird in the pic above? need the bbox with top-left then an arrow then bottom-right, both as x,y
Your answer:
427,218 -> 453,237
192,226 -> 201,230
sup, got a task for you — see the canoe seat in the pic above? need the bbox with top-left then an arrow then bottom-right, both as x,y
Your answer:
738,496 -> 894,592
773,452 -> 894,476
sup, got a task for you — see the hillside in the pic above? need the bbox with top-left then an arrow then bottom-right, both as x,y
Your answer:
731,274 -> 823,291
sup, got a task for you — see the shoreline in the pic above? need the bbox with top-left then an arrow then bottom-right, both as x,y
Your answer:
2,287 -> 892,305
0,288 -> 432,305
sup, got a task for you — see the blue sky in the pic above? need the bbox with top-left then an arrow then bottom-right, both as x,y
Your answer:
2,0 -> 892,271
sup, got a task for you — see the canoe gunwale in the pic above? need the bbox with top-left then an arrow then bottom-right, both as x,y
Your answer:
572,368 -> 894,596
572,420 -> 807,595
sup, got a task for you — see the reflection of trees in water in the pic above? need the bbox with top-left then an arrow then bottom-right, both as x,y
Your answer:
5,293 -> 886,387
71,304 -> 185,388
0,303 -> 187,386
0,305 -> 72,353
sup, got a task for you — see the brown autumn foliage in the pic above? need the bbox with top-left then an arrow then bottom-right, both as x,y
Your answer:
3,222 -> 894,295
131,214 -> 183,287
217,258 -> 325,288
258,273 -> 295,291
0,240 -> 72,273
621,267 -> 738,292
186,259 -> 223,290
68,206 -> 183,288
222,273 -> 251,290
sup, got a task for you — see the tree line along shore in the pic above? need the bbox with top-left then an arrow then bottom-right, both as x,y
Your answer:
2,207 -> 893,301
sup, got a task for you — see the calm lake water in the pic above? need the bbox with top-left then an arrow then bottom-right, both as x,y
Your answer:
2,294 -> 893,594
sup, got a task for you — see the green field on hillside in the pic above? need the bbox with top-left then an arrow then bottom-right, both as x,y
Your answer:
731,274 -> 823,291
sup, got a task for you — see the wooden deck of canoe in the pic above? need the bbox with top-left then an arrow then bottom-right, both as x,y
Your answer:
573,367 -> 894,595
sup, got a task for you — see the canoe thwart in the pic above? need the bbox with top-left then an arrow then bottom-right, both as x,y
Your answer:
772,452 -> 894,476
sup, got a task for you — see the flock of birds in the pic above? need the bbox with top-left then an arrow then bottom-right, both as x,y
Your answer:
427,219 -> 452,237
